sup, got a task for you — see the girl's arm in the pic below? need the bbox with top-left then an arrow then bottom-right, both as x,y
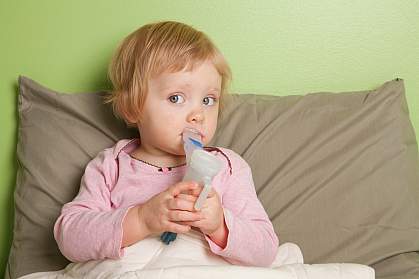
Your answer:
54,149 -> 130,262
121,205 -> 150,247
205,151 -> 279,267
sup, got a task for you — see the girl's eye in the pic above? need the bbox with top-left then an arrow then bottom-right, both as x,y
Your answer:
203,96 -> 217,106
168,94 -> 185,104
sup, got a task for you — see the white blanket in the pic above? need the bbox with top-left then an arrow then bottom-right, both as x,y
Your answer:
19,230 -> 374,279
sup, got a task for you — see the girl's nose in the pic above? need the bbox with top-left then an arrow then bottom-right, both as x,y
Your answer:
187,109 -> 204,123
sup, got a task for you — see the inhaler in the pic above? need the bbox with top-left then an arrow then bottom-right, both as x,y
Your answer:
160,128 -> 223,244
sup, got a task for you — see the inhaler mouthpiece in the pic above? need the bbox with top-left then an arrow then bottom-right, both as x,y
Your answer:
182,128 -> 203,164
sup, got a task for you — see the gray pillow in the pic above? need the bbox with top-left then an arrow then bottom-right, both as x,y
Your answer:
6,76 -> 419,279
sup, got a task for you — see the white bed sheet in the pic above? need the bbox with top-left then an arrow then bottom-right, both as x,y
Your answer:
19,230 -> 374,279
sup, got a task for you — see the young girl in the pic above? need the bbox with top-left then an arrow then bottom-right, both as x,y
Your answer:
54,21 -> 279,267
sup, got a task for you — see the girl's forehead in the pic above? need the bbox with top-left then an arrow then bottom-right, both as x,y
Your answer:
155,59 -> 216,76
152,61 -> 221,85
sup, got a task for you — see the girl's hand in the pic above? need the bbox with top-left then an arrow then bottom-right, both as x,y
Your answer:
180,186 -> 228,247
138,181 -> 203,235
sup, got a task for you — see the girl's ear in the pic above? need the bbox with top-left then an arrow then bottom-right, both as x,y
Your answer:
125,115 -> 136,126
124,109 -> 143,126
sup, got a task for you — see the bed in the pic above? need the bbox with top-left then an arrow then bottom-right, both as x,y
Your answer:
5,76 -> 419,278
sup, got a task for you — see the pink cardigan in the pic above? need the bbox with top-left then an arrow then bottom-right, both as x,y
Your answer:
54,139 -> 279,267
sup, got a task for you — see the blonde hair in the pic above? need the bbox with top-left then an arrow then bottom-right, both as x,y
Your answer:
107,21 -> 232,127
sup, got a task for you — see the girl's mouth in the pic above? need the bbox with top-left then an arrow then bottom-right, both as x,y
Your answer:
183,128 -> 203,137
182,128 -> 204,142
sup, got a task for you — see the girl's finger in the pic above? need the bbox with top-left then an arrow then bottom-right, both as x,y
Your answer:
170,181 -> 198,197
166,222 -> 191,234
168,210 -> 203,222
176,193 -> 198,202
176,181 -> 202,197
206,187 -> 216,198
180,185 -> 204,198
189,186 -> 203,197
178,220 -> 202,227
168,197 -> 195,211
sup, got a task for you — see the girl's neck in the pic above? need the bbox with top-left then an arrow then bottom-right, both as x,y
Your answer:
130,146 -> 186,168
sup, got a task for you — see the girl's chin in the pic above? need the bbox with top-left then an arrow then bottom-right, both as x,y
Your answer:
173,150 -> 186,156
170,145 -> 186,156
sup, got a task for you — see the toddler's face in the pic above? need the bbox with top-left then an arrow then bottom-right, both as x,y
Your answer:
137,60 -> 221,156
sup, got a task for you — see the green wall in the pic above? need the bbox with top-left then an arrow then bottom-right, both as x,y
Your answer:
1,0 -> 418,276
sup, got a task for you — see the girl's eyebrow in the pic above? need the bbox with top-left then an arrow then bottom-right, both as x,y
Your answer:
161,85 -> 220,93
161,83 -> 190,91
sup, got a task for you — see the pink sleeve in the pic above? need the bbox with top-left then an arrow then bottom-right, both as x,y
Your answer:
205,152 -> 279,267
54,149 -> 130,262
